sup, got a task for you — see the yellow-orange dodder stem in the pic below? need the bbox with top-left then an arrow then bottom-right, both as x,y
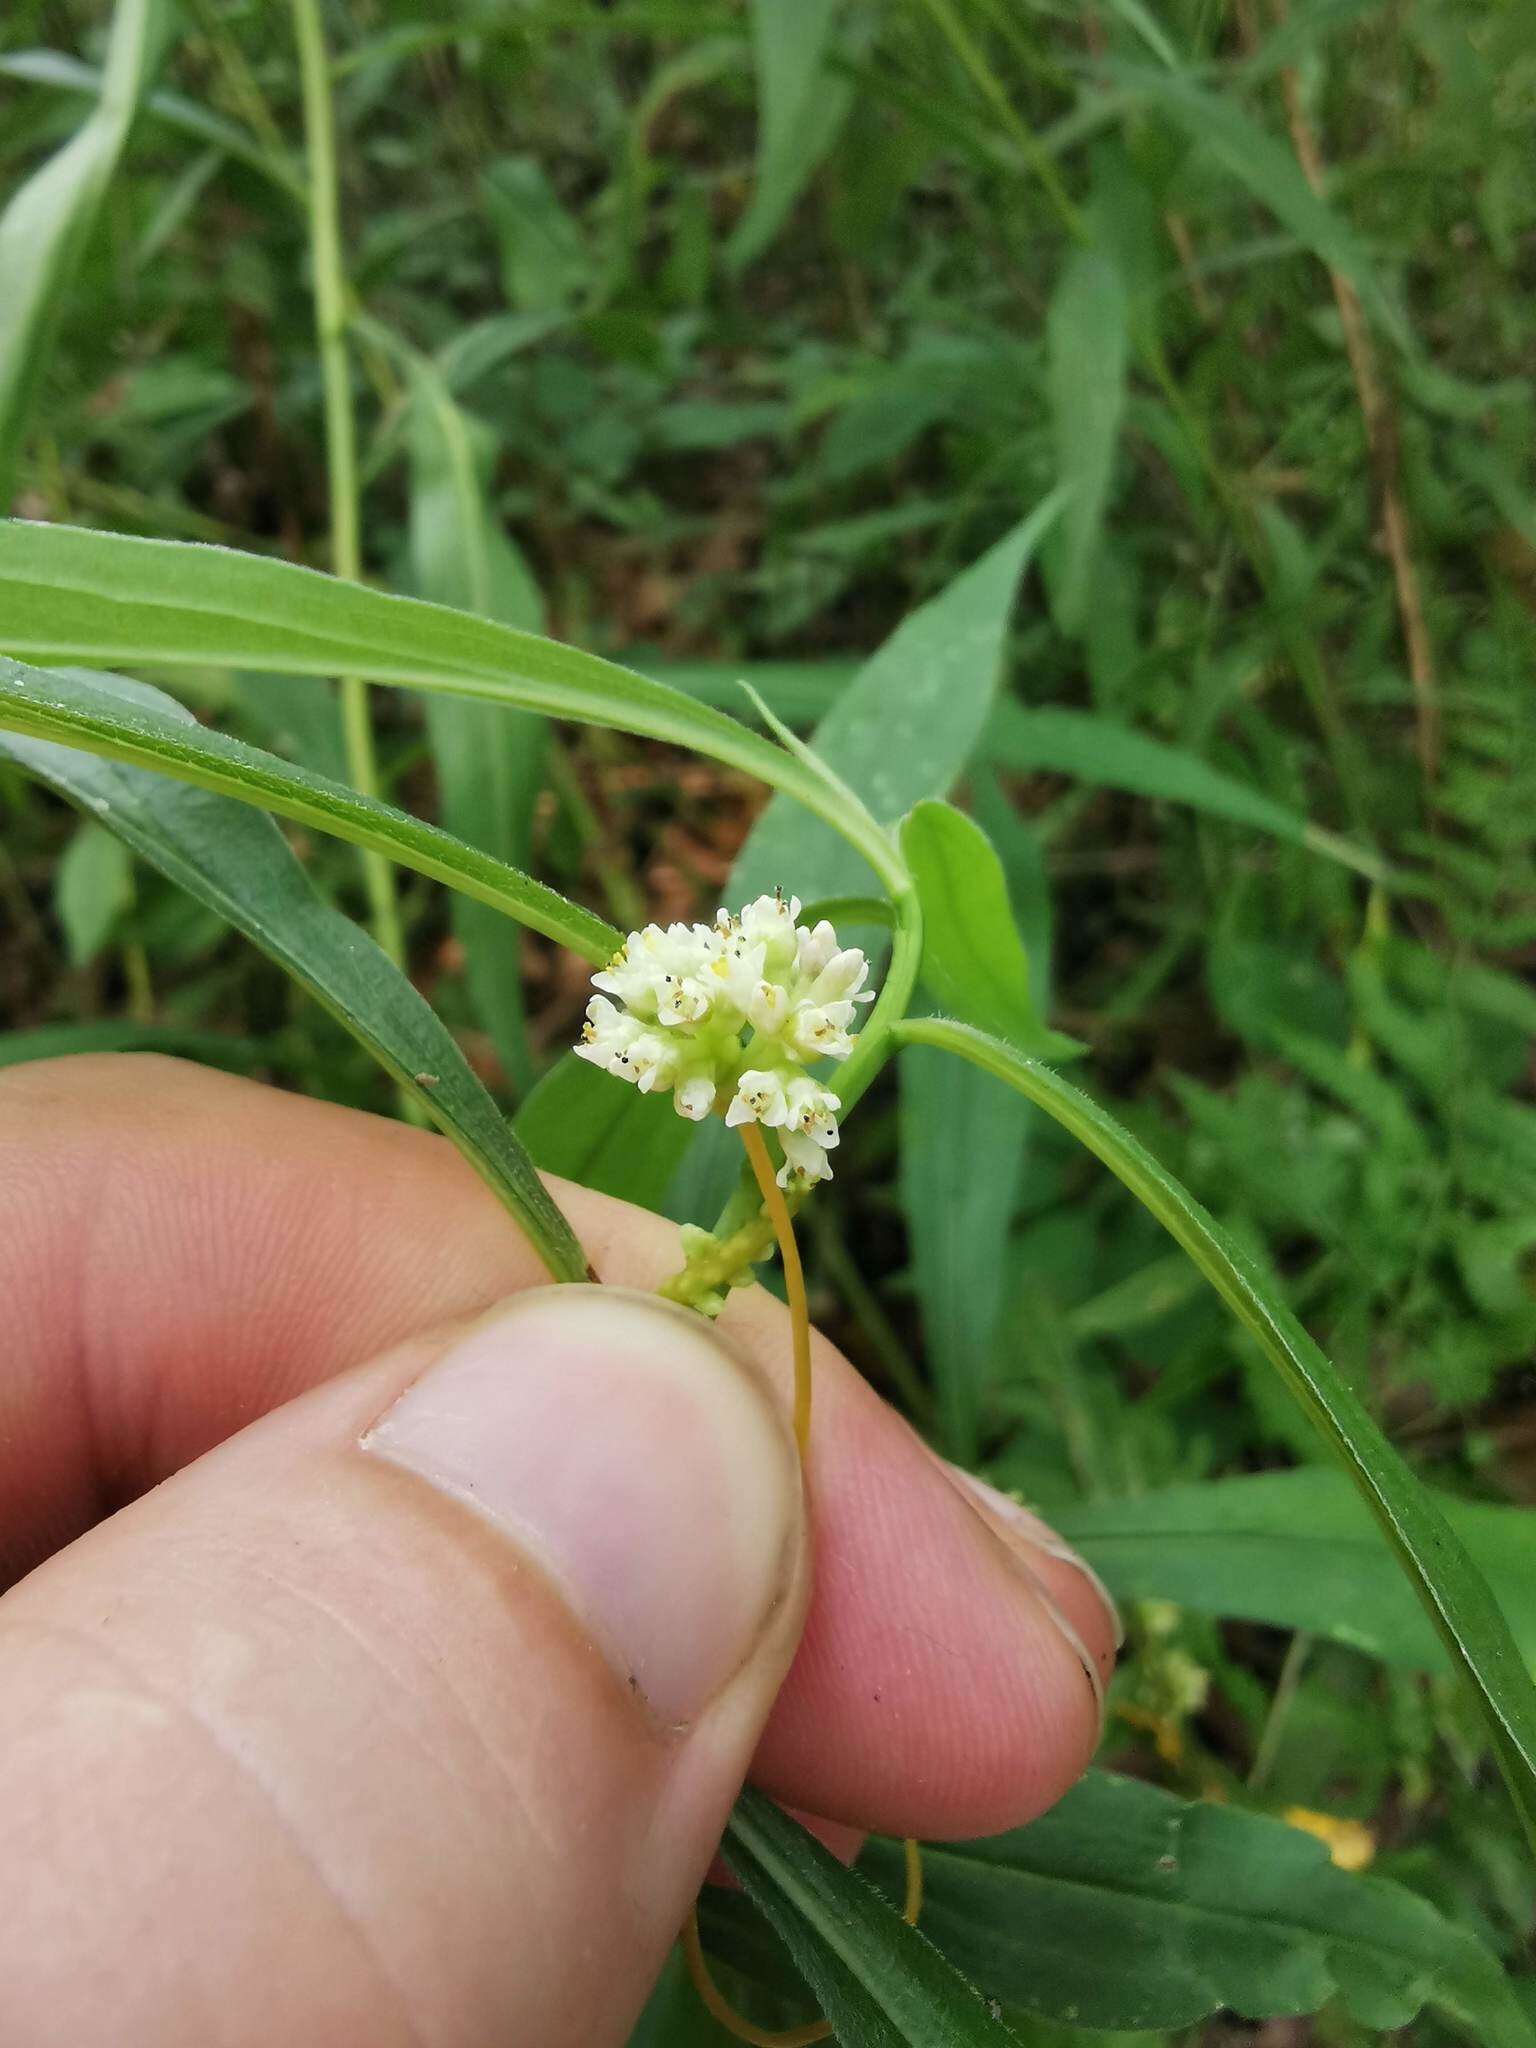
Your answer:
737,1123 -> 813,1456
680,1129 -> 923,2045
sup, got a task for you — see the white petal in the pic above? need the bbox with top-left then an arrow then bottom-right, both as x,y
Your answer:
674,1076 -> 715,1121
777,1128 -> 833,1187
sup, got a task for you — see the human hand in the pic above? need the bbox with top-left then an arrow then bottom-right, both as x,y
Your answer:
0,1055 -> 1115,2047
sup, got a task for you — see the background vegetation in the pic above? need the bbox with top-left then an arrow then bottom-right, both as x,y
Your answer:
2,1 -> 1534,2040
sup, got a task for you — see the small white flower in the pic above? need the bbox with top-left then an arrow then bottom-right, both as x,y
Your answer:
786,1000 -> 856,1062
806,947 -> 875,1007
674,1073 -> 717,1121
795,919 -> 840,978
725,1068 -> 790,1129
739,892 -> 801,972
575,994 -> 644,1074
709,932 -> 767,1019
747,979 -> 790,1035
784,1075 -> 840,1149
620,1031 -> 677,1094
777,1127 -> 835,1188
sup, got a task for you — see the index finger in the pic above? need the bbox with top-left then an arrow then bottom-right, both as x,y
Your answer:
0,1052 -> 1112,1837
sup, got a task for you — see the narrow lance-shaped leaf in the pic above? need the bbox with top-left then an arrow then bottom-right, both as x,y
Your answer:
723,1787 -> 1023,2047
730,494 -> 1063,905
899,799 -> 1079,1058
0,667 -> 589,1285
1104,63 -> 1409,349
890,1014 -> 1536,1849
0,0 -> 168,496
899,1042 -> 1028,1464
1045,249 -> 1129,634
403,344 -> 548,1094
0,520 -> 905,893
728,0 -> 851,271
1055,1469 -> 1536,1675
983,703 -> 1389,881
0,656 -> 617,963
897,800 -> 1073,1459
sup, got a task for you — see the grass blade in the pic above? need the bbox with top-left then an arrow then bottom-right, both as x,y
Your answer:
730,495 -> 1063,904
0,520 -> 904,893
0,0 -> 167,497
728,0 -> 849,270
983,704 -> 1390,880
723,1787 -> 1022,2046
1045,250 -> 1129,634
0,657 -> 616,962
1105,63 -> 1407,348
402,345 -> 548,1094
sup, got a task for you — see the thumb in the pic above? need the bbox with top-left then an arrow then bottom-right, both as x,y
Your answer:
0,1286 -> 808,2048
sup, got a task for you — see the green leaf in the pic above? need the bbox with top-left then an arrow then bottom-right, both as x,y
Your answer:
54,818 -> 132,964
403,349 -> 548,1094
728,0 -> 851,271
890,1015 -> 1536,1849
1105,64 -> 1408,349
0,49 -> 304,199
982,705 -> 1388,880
900,1037 -> 1029,1463
899,800 -> 1078,1058
514,1055 -> 696,1210
730,496 -> 1063,905
1055,1470 -> 1536,1675
481,156 -> 589,312
897,799 -> 1067,1460
1045,250 -> 1129,633
0,0 -> 168,496
0,521 -> 903,892
722,1787 -> 1023,2046
0,656 -> 615,962
0,669 -> 589,1285
0,1020 -> 273,1074
860,1774 -> 1536,2044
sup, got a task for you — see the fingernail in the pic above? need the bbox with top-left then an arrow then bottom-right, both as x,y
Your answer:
944,1466 -> 1123,1651
361,1286 -> 803,1727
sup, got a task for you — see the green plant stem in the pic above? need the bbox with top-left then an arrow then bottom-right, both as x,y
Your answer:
913,0 -> 1086,241
290,0 -> 404,972
544,735 -> 646,934
835,881 -> 923,1118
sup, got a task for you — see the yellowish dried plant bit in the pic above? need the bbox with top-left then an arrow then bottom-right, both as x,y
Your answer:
571,896 -> 876,1188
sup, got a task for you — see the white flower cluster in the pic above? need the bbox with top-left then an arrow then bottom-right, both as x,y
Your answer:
574,893 -> 874,1186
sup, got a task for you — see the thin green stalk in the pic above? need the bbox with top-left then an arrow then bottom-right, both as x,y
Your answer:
544,736 -> 646,935
913,0 -> 1086,241
289,0 -> 404,970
